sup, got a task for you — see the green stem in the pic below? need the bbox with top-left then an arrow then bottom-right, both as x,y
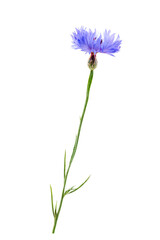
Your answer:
52,70 -> 94,234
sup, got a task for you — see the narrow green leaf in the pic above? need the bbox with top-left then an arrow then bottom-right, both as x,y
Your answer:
64,186 -> 75,196
69,175 -> 91,194
50,185 -> 55,217
64,150 -> 66,179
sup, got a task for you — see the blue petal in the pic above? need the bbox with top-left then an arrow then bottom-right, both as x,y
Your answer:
71,27 -> 121,56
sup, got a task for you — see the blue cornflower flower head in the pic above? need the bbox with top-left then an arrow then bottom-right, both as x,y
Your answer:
71,27 -> 122,70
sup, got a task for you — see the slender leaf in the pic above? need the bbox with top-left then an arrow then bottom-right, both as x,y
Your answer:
50,185 -> 55,217
69,175 -> 91,194
64,186 -> 75,196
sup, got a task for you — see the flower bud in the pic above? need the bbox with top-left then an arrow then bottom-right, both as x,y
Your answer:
88,52 -> 97,70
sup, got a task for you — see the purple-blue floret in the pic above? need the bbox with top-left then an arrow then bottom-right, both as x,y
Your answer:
71,27 -> 122,56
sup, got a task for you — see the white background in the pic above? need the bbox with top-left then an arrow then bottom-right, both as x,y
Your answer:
0,0 -> 160,239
